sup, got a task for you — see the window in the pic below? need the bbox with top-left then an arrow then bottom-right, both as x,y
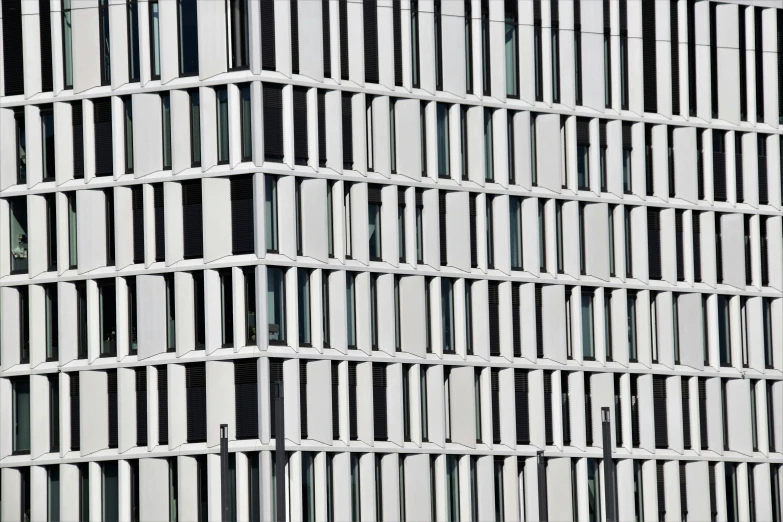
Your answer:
350,453 -> 361,522
189,89 -> 202,167
264,84 -> 285,163
128,278 -> 138,355
267,267 -> 286,344
265,175 -> 279,253
19,286 -> 30,364
123,96 -> 134,174
582,288 -> 595,359
182,180 -> 203,259
533,0 -> 543,100
434,0 -> 442,90
633,460 -> 645,522
763,298 -> 774,368
741,297 -> 749,368
13,378 -> 31,454
67,192 -> 78,268
42,284 -> 59,362
346,272 -> 357,348
47,465 -> 61,521
446,454 -> 460,522
294,86 -> 308,166
437,103 -> 450,178
628,291 -> 638,361
216,86 -> 229,164
178,0 -> 199,76
368,185 -> 382,261
227,0 -> 249,69
164,275 -> 176,351
717,294 -> 731,366
484,108 -> 494,181
13,109 -> 26,185
101,461 -> 119,522
486,194 -> 495,268
505,0 -> 518,97
62,0 -> 74,88
242,268 -> 256,345
411,0 -> 420,87
127,0 -> 140,82
41,106 -> 55,181
193,272 -> 206,350
510,197 -> 523,270
345,183 -> 354,259
397,187 -> 406,262
605,291 -> 613,360
10,197 -> 28,274
539,198 -> 547,271
464,0 -> 473,93
442,278 -> 455,353
622,122 -> 633,193
577,118 -> 590,190
162,93 -> 172,169
99,0 -> 111,85
99,279 -> 117,358
624,206 -> 633,277
415,189 -> 424,264
579,203 -> 586,275
240,83 -> 252,162
587,458 -> 602,522
493,457 -> 505,522
149,0 -> 160,79
555,200 -> 564,273
298,268 -> 311,346
725,462 -> 739,522
551,0 -> 560,103
619,1 -> 629,110
230,175 -> 254,256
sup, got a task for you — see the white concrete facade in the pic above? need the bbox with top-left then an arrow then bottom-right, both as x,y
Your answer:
1,0 -> 782,521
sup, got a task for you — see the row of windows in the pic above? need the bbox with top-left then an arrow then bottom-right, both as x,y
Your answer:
3,0 -> 783,127
6,358 -> 781,460
5,90 -> 783,208
1,257 -> 778,372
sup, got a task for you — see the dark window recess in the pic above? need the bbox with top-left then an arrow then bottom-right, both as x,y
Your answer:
339,0 -> 349,81
342,92 -> 353,169
712,130 -> 727,201
322,0 -> 331,77
708,463 -> 718,520
290,0 -> 299,74
760,217 -> 769,286
739,8 -> 748,120
293,87 -> 308,166
754,9 -> 764,121
675,210 -> 685,281
72,102 -> 85,178
70,373 -> 80,451
680,464 -> 688,522
669,0 -> 679,114
687,0 -> 696,116
614,373 -> 623,447
515,369 -> 529,444
681,377 -> 691,449
186,363 -> 207,443
692,212 -> 702,282
317,90 -> 327,168
735,134 -> 744,203
488,281 -> 500,357
653,376 -> 668,449
263,83 -> 284,162
631,375 -> 640,447
512,284 -> 521,358
373,363 -> 387,441
491,368 -> 500,444
392,0 -> 403,86
745,215 -> 752,286
348,362 -> 358,440
585,373 -> 593,446
39,0 -> 53,92
2,0 -> 25,96
235,359 -> 259,440
439,191 -> 448,267
709,2 -> 718,118
535,285 -> 544,358
779,11 -> 783,125
698,378 -> 708,450
696,130 -> 704,199
645,124 -> 654,196
667,127 -> 675,198
136,367 -> 148,446
157,366 -> 169,445
93,98 -> 114,177
132,186 -> 145,264
544,371 -> 553,445
647,208 -> 662,280
231,174 -> 254,255
331,361 -> 340,440
153,184 -> 165,262
269,358 -> 283,437
656,461 -> 666,522
469,193 -> 478,268
716,213 -> 723,283
363,0 -> 379,84
107,370 -> 118,449
300,361 -> 308,439
642,0 -> 657,113
182,180 -> 203,259
758,137 -> 768,205
261,1 -> 276,70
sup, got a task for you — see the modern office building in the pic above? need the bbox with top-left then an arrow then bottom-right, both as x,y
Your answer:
1,0 -> 782,520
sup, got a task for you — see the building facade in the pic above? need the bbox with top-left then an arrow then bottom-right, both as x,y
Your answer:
1,0 -> 783,520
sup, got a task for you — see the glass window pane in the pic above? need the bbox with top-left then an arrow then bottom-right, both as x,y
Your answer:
216,87 -> 229,164
13,379 -> 31,453
265,176 -> 279,252
63,0 -> 74,88
437,103 -> 450,177
369,203 -> 382,260
267,267 -> 285,343
241,84 -> 252,161
718,295 -> 731,365
505,18 -> 518,97
162,94 -> 172,169
150,0 -> 161,78
582,292 -> 595,358
10,198 -> 29,273
42,110 -> 56,180
298,269 -> 311,346
189,90 -> 202,166
178,0 -> 200,75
